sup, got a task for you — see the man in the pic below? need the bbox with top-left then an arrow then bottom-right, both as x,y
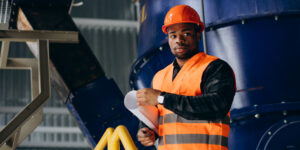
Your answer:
136,5 -> 236,150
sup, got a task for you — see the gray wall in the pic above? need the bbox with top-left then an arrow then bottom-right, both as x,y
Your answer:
78,24 -> 137,94
71,0 -> 136,20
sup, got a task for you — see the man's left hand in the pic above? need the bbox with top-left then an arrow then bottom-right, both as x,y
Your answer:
136,88 -> 161,106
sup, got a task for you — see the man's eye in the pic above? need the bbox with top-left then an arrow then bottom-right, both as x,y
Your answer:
169,35 -> 176,39
184,33 -> 192,36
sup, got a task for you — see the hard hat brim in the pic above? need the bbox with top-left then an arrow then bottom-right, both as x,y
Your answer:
162,21 -> 205,34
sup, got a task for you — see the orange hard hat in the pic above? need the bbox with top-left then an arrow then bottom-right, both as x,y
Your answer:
162,5 -> 204,34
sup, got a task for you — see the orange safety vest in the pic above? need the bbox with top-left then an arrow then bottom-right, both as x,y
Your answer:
152,52 -> 230,150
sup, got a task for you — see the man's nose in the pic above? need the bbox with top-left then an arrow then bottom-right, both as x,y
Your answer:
176,35 -> 185,43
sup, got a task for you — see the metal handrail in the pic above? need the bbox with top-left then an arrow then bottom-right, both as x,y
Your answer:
0,30 -> 78,150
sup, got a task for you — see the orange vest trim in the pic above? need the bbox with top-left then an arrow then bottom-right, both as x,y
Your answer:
152,52 -> 229,150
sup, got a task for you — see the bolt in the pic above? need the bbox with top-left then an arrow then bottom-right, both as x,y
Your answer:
283,120 -> 287,124
274,16 -> 278,21
210,27 -> 213,31
112,107 -> 115,110
97,114 -> 101,118
268,131 -> 272,135
283,111 -> 287,116
143,58 -> 147,62
281,101 -> 285,104
159,47 -> 163,51
254,114 -> 260,119
254,104 -> 258,107
241,20 -> 245,25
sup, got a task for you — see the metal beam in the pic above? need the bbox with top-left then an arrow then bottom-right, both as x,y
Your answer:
73,17 -> 138,29
0,40 -> 10,67
0,30 -> 78,43
200,0 -> 208,54
20,141 -> 90,148
16,108 -> 43,146
0,107 -> 70,114
27,126 -> 81,133
0,126 -> 83,135
5,58 -> 36,69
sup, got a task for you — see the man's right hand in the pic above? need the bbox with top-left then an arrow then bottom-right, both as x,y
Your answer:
137,127 -> 156,146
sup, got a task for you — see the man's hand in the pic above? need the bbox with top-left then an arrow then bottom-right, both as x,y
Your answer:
137,127 -> 156,146
136,88 -> 161,106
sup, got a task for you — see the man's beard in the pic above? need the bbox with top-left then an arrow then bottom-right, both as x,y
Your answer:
174,48 -> 199,60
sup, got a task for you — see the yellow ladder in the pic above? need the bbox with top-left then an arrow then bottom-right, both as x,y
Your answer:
94,125 -> 137,150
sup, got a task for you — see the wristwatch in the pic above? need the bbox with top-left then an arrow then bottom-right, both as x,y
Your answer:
157,92 -> 166,104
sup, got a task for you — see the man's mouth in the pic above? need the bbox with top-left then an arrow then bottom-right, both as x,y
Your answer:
175,46 -> 188,52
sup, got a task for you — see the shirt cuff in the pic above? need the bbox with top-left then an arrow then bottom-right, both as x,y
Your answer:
157,95 -> 164,104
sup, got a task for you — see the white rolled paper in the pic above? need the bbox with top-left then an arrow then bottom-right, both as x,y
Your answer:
124,90 -> 159,133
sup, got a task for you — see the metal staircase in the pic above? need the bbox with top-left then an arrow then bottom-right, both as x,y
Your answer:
0,30 -> 78,150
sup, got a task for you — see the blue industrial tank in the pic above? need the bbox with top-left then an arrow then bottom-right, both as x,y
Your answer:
130,0 -> 300,149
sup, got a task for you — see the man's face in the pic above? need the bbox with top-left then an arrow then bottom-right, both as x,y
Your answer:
167,23 -> 200,60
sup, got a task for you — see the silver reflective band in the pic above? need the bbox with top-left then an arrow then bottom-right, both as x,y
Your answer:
158,116 -> 163,125
158,95 -> 164,104
163,113 -> 230,125
159,134 -> 228,147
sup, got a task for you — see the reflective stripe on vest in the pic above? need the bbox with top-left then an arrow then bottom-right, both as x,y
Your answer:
159,134 -> 228,146
152,52 -> 229,150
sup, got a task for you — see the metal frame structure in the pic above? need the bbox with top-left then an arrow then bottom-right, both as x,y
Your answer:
0,30 -> 78,150
0,107 -> 90,148
73,18 -> 138,29
200,0 -> 207,54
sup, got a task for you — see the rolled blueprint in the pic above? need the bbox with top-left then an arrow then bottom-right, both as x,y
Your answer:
124,90 -> 159,133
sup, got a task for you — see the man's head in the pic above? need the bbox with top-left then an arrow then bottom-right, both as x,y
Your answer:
167,23 -> 201,60
162,5 -> 204,61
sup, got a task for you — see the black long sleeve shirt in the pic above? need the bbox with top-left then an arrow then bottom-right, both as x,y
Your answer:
163,59 -> 236,120
139,59 -> 236,128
